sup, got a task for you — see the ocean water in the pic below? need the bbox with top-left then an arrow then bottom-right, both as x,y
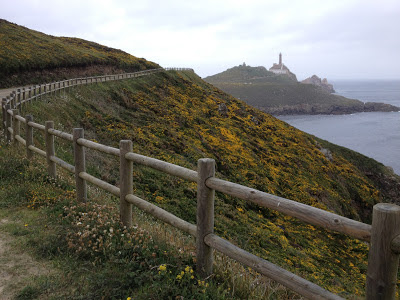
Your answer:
278,80 -> 400,175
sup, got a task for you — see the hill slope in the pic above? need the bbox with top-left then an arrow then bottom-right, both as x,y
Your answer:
24,70 -> 400,297
204,65 -> 400,114
204,64 -> 296,84
2,20 -> 400,297
0,19 -> 159,88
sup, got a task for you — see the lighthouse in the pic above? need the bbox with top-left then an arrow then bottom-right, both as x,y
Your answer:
269,52 -> 291,76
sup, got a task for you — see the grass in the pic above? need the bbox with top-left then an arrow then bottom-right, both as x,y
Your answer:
204,65 -> 366,114
8,70 -> 400,297
0,19 -> 160,87
0,141 -> 302,299
203,64 -> 296,84
1,18 -> 399,298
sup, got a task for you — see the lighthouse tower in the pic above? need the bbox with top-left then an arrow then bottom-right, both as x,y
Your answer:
269,52 -> 291,76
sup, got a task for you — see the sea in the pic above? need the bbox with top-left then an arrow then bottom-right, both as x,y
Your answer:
278,80 -> 400,175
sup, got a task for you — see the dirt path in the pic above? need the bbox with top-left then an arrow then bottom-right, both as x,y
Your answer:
0,218 -> 52,299
0,88 -> 15,100
0,86 -> 34,100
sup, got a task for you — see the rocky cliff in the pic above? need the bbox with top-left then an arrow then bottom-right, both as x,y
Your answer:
301,75 -> 335,93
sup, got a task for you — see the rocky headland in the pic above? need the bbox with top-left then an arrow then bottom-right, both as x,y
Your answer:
205,64 -> 400,115
257,101 -> 400,115
301,75 -> 335,93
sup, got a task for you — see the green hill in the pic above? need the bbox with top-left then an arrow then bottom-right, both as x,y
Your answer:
2,20 -> 400,298
204,65 -> 399,114
0,19 -> 159,88
203,64 -> 296,84
22,70 -> 400,297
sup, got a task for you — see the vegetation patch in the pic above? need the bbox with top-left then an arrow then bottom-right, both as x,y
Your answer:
1,143 -> 300,299
1,20 -> 399,296
0,19 -> 159,87
204,65 -> 370,115
16,70 -> 400,297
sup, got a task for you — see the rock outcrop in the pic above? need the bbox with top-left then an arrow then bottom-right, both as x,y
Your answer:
302,75 -> 335,93
363,102 -> 400,112
257,102 -> 400,115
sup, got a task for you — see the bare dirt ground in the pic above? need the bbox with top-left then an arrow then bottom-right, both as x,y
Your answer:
0,218 -> 52,299
0,88 -> 15,99
0,86 -> 34,100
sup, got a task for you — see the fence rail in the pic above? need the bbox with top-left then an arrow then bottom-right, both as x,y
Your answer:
2,69 -> 400,299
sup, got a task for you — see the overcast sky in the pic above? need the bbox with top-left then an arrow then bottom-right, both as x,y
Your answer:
1,0 -> 400,80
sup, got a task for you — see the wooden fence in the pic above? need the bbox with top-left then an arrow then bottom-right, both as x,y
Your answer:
1,68 -> 400,299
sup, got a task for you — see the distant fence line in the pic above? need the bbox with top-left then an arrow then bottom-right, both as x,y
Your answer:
164,67 -> 194,72
1,68 -> 400,299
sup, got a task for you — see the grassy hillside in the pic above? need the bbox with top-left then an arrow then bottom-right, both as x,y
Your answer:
214,82 -> 365,113
2,144 -> 288,299
2,20 -> 400,297
21,70 -> 400,297
204,64 -> 295,84
0,19 -> 159,87
204,65 -> 369,115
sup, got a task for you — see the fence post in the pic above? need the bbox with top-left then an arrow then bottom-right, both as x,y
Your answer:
11,91 -> 16,108
45,121 -> 56,178
366,203 -> 400,299
43,84 -> 47,101
17,89 -> 21,108
25,115 -> 34,159
119,140 -> 133,227
32,86 -> 36,102
5,104 -> 11,142
2,99 -> 6,138
73,128 -> 87,202
196,158 -> 215,278
21,88 -> 26,112
12,109 -> 19,144
27,87 -> 31,104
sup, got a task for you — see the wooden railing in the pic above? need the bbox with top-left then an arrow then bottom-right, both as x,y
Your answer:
2,69 -> 400,299
164,67 -> 194,72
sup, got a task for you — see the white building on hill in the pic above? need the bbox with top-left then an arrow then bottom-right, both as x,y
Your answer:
269,53 -> 290,75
